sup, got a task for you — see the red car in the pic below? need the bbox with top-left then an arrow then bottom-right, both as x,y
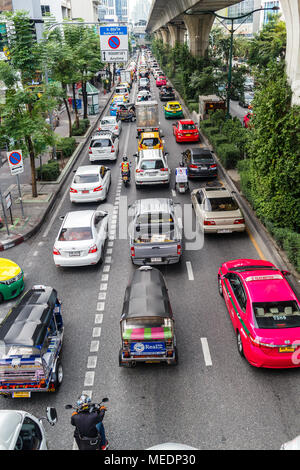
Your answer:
156,75 -> 167,87
218,259 -> 300,369
172,120 -> 200,143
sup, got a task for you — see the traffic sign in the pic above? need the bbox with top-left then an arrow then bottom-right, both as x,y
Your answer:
100,26 -> 128,52
7,150 -> 24,176
101,50 -> 128,63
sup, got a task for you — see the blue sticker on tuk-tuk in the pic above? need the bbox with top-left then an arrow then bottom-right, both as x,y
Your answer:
131,342 -> 165,355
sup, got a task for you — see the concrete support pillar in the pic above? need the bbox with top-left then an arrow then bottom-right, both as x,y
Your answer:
183,13 -> 215,57
167,23 -> 185,48
154,29 -> 163,41
160,28 -> 170,46
281,0 -> 300,105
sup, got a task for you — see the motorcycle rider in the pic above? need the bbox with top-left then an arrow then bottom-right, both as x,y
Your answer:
120,155 -> 131,181
175,161 -> 189,191
71,394 -> 109,450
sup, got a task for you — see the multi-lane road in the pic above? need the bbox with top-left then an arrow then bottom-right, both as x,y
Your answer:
0,69 -> 299,451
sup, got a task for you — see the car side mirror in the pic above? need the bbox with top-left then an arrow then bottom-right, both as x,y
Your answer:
59,215 -> 65,220
281,270 -> 290,276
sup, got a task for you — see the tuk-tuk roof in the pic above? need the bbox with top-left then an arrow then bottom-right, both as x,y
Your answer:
121,267 -> 172,320
0,285 -> 58,347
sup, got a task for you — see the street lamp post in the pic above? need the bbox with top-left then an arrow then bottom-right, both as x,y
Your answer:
185,6 -> 280,118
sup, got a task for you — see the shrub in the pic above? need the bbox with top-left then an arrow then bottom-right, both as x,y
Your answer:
56,137 -> 76,158
72,119 -> 90,136
210,134 -> 228,150
36,160 -> 60,181
216,143 -> 241,169
205,126 -> 219,137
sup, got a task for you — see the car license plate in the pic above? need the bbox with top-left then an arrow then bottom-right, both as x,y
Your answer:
69,251 -> 80,257
151,257 -> 162,262
13,391 -> 31,398
148,172 -> 157,176
82,190 -> 89,194
279,347 -> 295,353
186,133 -> 191,136
200,165 -> 207,169
217,229 -> 232,233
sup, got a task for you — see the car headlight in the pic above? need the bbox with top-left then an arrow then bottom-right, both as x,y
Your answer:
0,271 -> 23,285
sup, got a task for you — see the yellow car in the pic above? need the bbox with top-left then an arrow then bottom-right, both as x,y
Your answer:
164,101 -> 184,119
138,131 -> 163,151
0,258 -> 24,302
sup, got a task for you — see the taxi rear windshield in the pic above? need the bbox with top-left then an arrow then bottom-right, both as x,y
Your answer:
141,138 -> 160,147
253,301 -> 300,329
74,175 -> 100,184
205,197 -> 239,212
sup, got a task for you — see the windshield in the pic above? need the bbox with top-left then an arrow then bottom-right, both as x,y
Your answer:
204,197 -> 239,212
74,174 -> 100,184
253,301 -> 300,329
141,138 -> 160,147
58,227 -> 93,241
124,318 -> 170,328
92,139 -> 112,148
192,154 -> 213,162
101,118 -> 114,125
140,160 -> 165,170
182,124 -> 196,130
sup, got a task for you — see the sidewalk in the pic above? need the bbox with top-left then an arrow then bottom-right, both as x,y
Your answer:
0,88 -> 114,251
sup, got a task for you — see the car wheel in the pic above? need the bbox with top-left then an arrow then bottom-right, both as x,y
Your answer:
99,245 -> 104,264
52,360 -> 63,390
237,331 -> 245,358
218,276 -> 223,297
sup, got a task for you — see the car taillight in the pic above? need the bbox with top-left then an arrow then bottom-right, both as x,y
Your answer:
189,164 -> 198,169
210,164 -> 217,169
98,127 -> 101,131
160,168 -> 168,172
88,244 -> 98,254
204,220 -> 216,226
136,169 -> 144,173
93,186 -> 103,192
115,125 -> 118,129
131,246 -> 135,257
234,218 -> 245,224
89,147 -> 92,154
53,247 -> 61,256
111,145 -> 115,153
70,187 -> 78,193
177,244 -> 181,255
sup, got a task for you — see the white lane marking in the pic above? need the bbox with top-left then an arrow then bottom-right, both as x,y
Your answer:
108,241 -> 114,247
101,274 -> 109,281
172,189 -> 176,197
87,356 -> 97,369
42,184 -> 70,238
201,338 -> 212,366
33,251 -> 38,257
186,261 -> 194,281
95,314 -> 103,324
97,302 -> 105,311
105,256 -> 112,264
100,283 -> 107,291
84,371 -> 95,387
103,265 -> 110,273
92,327 -> 102,337
90,340 -> 99,353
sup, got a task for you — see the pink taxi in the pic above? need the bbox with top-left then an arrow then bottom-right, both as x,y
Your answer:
218,259 -> 300,368
156,75 -> 167,87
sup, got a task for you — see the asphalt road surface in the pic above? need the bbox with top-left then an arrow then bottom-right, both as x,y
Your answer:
0,73 -> 299,451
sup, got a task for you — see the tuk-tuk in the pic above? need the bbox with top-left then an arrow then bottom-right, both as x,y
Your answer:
119,266 -> 177,367
117,103 -> 136,122
0,285 -> 64,398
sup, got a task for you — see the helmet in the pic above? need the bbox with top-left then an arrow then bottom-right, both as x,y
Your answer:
77,393 -> 91,411
123,156 -> 128,162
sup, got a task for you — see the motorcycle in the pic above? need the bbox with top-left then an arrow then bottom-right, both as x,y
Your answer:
175,181 -> 189,194
122,171 -> 130,187
65,397 -> 109,450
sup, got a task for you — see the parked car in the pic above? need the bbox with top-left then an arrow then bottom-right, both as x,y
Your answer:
164,101 -> 184,119
172,119 -> 200,143
134,148 -> 170,187
88,131 -> 119,162
191,186 -> 245,233
129,198 -> 182,266
182,148 -> 216,178
53,210 -> 108,267
98,115 -> 122,137
218,259 -> 300,368
70,165 -> 111,203
239,91 -> 254,108
159,86 -> 175,102
0,258 -> 24,302
0,408 -> 57,450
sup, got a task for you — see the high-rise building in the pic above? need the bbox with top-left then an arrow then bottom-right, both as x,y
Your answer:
70,0 -> 100,23
129,0 -> 151,24
100,0 -> 127,23
40,1 -> 72,23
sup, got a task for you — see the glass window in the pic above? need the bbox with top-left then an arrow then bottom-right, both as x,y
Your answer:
141,138 -> 160,147
140,160 -> 164,170
182,124 -> 195,130
92,139 -> 112,148
228,274 -> 247,311
253,301 -> 300,329
204,197 -> 239,212
74,174 -> 100,184
15,417 -> 42,450
58,227 -> 93,241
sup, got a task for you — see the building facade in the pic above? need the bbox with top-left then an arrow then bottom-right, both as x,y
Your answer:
40,0 -> 72,23
70,0 -> 100,23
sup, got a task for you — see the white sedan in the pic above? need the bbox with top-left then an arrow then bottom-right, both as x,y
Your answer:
69,165 -> 111,203
53,210 -> 108,267
98,115 -> 122,137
